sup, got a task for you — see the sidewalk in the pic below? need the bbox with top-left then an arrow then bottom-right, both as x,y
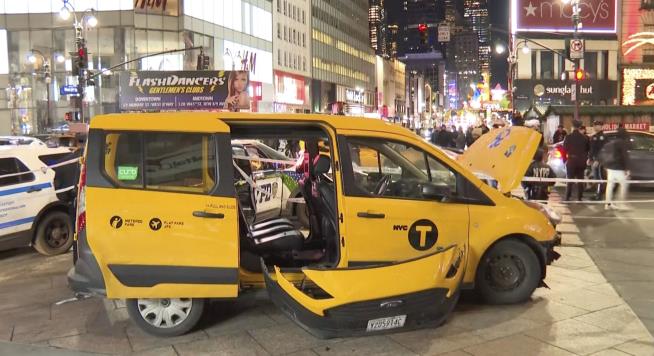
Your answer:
1,194 -> 653,355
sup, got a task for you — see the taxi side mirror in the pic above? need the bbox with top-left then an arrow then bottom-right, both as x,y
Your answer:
422,183 -> 451,201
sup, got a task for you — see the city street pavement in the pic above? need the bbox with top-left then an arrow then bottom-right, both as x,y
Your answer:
1,196 -> 653,355
566,189 -> 654,336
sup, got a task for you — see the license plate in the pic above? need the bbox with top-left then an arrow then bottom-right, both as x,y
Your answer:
366,315 -> 406,332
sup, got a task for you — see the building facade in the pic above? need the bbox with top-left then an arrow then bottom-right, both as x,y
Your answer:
463,0 -> 489,74
510,0 -> 619,113
369,0 -> 389,58
272,0 -> 311,112
311,0 -> 375,115
620,0 -> 654,106
1,0 -> 274,135
375,56 -> 405,119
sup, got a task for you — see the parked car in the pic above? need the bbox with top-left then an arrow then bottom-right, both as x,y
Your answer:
0,136 -> 48,148
232,139 -> 305,224
69,112 -> 558,338
0,144 -> 79,255
547,130 -> 654,181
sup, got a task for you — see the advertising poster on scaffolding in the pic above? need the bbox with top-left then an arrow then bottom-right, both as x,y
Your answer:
119,70 -> 251,111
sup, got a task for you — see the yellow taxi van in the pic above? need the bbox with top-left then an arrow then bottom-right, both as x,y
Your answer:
68,112 -> 559,338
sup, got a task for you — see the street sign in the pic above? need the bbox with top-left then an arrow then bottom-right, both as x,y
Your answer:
60,84 -> 79,96
569,39 -> 584,60
571,83 -> 577,101
438,24 -> 450,42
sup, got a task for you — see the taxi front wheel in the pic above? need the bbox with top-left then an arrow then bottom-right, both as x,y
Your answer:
126,298 -> 205,337
476,240 -> 541,304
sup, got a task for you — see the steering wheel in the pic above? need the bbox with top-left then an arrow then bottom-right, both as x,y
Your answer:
374,175 -> 393,196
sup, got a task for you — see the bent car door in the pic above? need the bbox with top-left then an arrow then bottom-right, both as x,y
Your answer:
263,244 -> 465,339
85,116 -> 239,299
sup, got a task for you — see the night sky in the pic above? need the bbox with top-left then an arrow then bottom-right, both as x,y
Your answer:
489,0 -> 510,88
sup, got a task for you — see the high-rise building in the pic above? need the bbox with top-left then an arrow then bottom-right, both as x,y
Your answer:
463,0 -> 490,73
311,0 -> 376,114
273,0 -> 312,113
385,0 -> 445,116
369,0 -> 389,58
447,28 -> 480,105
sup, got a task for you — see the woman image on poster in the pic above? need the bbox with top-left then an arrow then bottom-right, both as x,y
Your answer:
224,70 -> 251,111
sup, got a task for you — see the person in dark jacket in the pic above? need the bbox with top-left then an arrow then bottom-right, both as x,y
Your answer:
436,124 -> 452,147
465,126 -> 474,147
603,127 -> 631,210
563,120 -> 590,201
522,149 -> 556,200
588,120 -> 607,200
553,125 -> 567,143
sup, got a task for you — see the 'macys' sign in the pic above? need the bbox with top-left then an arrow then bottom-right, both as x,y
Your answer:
512,0 -> 616,34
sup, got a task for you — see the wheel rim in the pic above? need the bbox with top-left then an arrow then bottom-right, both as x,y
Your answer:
137,298 -> 192,329
485,254 -> 526,291
45,218 -> 70,248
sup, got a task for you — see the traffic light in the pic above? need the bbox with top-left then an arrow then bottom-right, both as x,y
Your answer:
203,55 -> 210,70
196,52 -> 210,70
575,68 -> 585,81
418,24 -> 428,45
75,46 -> 88,76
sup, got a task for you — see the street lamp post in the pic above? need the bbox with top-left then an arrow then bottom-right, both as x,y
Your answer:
29,49 -> 51,133
59,0 -> 97,123
570,0 -> 581,122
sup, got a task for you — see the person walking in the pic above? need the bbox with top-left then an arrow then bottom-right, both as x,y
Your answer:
588,120 -> 607,200
465,126 -> 474,147
563,121 -> 590,201
602,127 -> 631,210
553,125 -> 567,143
455,127 -> 466,150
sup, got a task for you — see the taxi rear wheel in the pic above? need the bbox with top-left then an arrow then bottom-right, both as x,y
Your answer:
126,298 -> 205,337
476,240 -> 541,304
33,211 -> 74,256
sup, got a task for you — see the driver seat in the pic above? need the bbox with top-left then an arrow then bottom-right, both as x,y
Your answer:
302,155 -> 338,258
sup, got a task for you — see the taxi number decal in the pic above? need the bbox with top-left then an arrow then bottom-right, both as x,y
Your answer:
488,128 -> 511,149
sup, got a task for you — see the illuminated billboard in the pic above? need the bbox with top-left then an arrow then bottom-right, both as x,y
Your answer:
511,0 -> 617,34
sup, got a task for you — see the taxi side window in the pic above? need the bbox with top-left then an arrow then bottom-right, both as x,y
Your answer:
345,138 -> 457,200
145,133 -> 216,193
0,158 -> 35,187
104,132 -> 216,194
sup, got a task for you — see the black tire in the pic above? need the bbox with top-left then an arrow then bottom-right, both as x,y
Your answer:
33,211 -> 74,256
126,298 -> 205,337
475,239 -> 541,305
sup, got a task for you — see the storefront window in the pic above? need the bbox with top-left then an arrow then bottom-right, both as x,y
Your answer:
584,52 -> 598,80
540,51 -> 554,80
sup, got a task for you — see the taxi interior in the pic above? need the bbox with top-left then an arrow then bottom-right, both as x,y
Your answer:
230,124 -> 340,273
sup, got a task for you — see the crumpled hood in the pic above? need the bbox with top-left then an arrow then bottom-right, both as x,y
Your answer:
457,126 -> 542,194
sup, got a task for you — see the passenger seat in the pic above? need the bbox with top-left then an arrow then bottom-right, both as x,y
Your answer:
238,205 -> 304,253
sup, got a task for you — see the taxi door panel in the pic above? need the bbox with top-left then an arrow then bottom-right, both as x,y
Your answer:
86,129 -> 239,299
337,132 -> 469,264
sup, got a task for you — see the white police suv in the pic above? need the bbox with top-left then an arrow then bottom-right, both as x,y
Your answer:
0,144 -> 79,255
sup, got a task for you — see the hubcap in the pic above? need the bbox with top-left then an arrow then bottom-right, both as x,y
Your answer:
486,254 -> 526,291
46,219 -> 69,248
137,298 -> 192,329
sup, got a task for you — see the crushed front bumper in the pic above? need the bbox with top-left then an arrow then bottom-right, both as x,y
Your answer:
262,264 -> 459,339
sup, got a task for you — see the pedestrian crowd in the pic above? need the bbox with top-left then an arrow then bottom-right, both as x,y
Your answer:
530,120 -> 631,209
